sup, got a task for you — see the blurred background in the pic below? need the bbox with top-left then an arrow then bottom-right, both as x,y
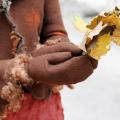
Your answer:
59,0 -> 120,120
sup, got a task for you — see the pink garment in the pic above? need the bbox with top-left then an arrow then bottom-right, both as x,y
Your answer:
5,93 -> 64,120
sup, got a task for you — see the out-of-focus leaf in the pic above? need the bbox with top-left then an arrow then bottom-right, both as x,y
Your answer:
73,16 -> 88,32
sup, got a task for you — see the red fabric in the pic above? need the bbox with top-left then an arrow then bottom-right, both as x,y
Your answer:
5,93 -> 64,120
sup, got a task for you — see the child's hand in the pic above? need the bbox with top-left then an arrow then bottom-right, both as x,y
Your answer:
31,42 -> 82,57
27,54 -> 97,85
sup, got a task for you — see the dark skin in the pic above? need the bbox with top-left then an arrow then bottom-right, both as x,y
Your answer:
0,0 -> 98,102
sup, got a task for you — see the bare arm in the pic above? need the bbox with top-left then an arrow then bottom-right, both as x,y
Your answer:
40,0 -> 69,44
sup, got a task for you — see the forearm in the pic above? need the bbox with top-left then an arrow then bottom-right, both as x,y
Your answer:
40,0 -> 69,43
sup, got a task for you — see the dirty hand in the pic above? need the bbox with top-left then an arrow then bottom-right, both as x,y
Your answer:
27,53 -> 97,85
31,42 -> 83,57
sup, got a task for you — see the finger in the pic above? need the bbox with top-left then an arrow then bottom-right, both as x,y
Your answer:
29,84 -> 51,99
58,42 -> 83,56
46,52 -> 72,64
49,56 -> 93,84
88,56 -> 98,69
67,84 -> 75,89
52,85 -> 64,93
32,42 -> 82,57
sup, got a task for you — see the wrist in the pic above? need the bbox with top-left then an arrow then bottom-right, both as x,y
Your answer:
45,36 -> 69,46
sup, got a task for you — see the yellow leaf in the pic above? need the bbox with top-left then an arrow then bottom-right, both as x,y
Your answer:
102,14 -> 120,27
73,16 -> 88,32
87,33 -> 111,60
87,11 -> 120,30
74,7 -> 120,60
111,29 -> 120,46
87,15 -> 103,29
